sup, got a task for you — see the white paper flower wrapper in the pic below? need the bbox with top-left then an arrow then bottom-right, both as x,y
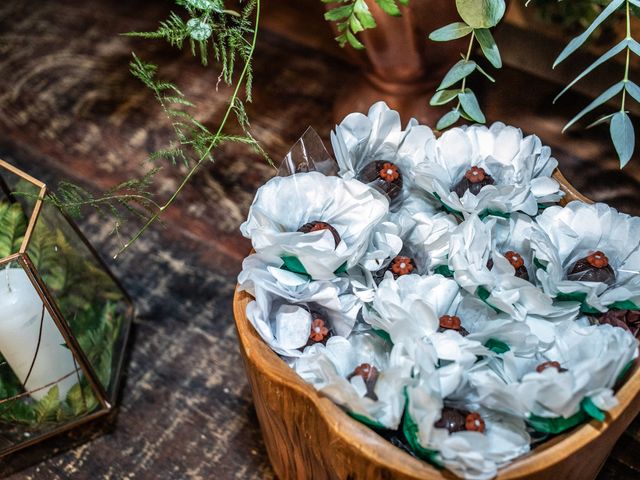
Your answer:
240,171 -> 389,280
468,321 -> 638,423
448,214 -> 580,325
294,332 -> 413,429
330,101 -> 434,208
405,376 -> 531,480
531,201 -> 640,311
238,253 -> 360,358
413,123 -> 563,218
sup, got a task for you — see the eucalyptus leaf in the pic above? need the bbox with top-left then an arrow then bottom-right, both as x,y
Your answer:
455,0 -> 506,29
610,111 -> 635,168
474,28 -> 502,68
554,0 -> 624,67
437,109 -> 461,130
459,91 -> 486,123
563,81 -> 624,132
437,60 -> 476,90
430,89 -> 459,106
629,38 -> 640,57
586,113 -> 616,129
625,81 -> 640,103
429,22 -> 473,42
475,62 -> 496,83
554,40 -> 627,102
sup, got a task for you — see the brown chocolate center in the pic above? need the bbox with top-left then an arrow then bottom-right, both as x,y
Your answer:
297,221 -> 341,248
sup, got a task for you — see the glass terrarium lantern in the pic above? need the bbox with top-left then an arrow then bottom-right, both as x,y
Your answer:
0,159 -> 133,456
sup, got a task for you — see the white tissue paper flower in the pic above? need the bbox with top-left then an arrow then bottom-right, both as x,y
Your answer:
532,201 -> 640,312
405,375 -> 530,480
468,320 -> 638,430
414,123 -> 563,217
383,193 -> 458,275
448,215 -> 579,326
330,101 -> 434,207
294,332 -> 413,429
240,171 -> 388,280
237,253 -> 361,358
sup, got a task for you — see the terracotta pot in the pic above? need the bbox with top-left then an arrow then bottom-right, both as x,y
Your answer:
327,0 -> 465,125
233,171 -> 640,479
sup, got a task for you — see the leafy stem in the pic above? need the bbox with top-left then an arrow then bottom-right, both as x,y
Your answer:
455,31 -> 476,113
115,0 -> 263,258
621,0 -> 631,112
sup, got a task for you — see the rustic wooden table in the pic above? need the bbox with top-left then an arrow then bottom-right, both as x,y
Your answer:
0,1 -> 639,479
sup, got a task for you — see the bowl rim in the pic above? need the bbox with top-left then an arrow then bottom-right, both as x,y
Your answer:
233,169 -> 640,479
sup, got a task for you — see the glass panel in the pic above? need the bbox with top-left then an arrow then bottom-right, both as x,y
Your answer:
0,258 -> 102,454
0,167 -> 42,261
24,201 -> 132,403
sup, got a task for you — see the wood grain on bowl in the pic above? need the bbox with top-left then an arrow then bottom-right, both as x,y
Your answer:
233,171 -> 640,479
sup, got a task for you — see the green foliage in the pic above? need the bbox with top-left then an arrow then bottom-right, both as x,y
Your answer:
429,0 -> 504,130
0,201 -> 27,258
322,0 -> 410,49
555,0 -> 639,168
47,1 -> 266,254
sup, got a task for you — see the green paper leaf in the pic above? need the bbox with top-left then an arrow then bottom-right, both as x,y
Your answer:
437,60 -> 477,90
581,397 -> 606,422
563,81 -> 624,132
609,300 -> 640,310
527,411 -> 587,434
616,360 -> 635,386
434,264 -> 454,277
429,22 -> 473,42
436,109 -> 461,130
281,256 -> 346,277
373,328 -> 393,345
554,0 -> 625,67
345,29 -> 365,49
402,392 -> 444,466
455,0 -> 506,29
354,0 -> 377,28
474,28 -> 501,68
430,89 -> 459,106
610,111 -> 635,168
485,338 -> 510,354
349,411 -> 388,430
459,90 -> 486,123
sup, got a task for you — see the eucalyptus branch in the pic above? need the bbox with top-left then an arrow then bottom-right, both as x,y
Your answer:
554,0 -> 639,168
428,0 -> 505,130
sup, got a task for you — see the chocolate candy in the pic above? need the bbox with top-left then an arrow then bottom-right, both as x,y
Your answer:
437,315 -> 469,336
535,361 -> 567,373
597,309 -> 640,337
389,255 -> 415,278
434,407 -> 485,433
357,160 -> 403,200
348,363 -> 379,401
297,221 -> 341,248
306,312 -> 333,347
504,250 -> 529,281
451,166 -> 495,197
568,251 -> 615,285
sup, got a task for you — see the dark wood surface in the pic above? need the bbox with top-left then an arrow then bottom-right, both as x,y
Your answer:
0,1 -> 638,479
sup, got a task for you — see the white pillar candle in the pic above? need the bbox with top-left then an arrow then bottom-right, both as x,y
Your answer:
0,266 -> 78,401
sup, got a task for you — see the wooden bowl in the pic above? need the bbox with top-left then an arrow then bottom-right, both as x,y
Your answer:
233,170 -> 640,479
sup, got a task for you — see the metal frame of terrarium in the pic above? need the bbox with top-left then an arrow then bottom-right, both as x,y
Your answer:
0,158 -> 134,457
